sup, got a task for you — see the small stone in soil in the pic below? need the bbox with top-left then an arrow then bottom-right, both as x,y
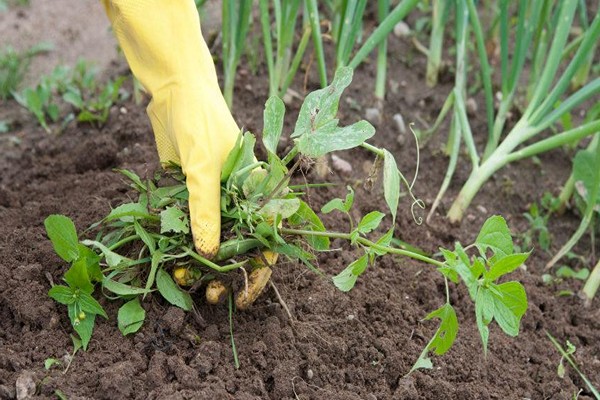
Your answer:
466,97 -> 478,116
393,113 -> 407,135
331,154 -> 353,174
15,371 -> 36,400
365,107 -> 382,126
393,21 -> 410,37
306,369 -> 314,380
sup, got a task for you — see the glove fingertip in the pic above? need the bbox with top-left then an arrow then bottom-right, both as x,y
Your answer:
192,221 -> 220,260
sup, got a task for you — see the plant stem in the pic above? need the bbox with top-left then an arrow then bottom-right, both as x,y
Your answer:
108,235 -> 140,251
228,292 -> 240,369
305,0 -> 328,87
360,142 -> 384,157
374,0 -> 389,99
425,0 -> 449,87
280,227 -> 444,267
184,247 -> 248,272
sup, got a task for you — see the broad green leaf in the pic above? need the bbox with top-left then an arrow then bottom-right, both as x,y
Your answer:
220,131 -> 243,182
259,198 -> 301,220
44,358 -> 61,370
78,292 -> 108,319
149,185 -> 187,208
332,254 -> 369,292
48,285 -> 76,305
573,149 -> 600,207
288,201 -> 330,251
371,228 -> 395,256
242,169 -> 268,198
357,211 -> 385,234
475,216 -> 513,258
118,298 -> 146,336
383,150 -> 400,221
106,203 -> 151,222
77,244 -> 102,283
485,252 -> 530,282
292,67 -> 375,157
81,240 -> 132,268
321,186 -> 354,213
134,219 -> 155,254
102,277 -> 150,296
292,67 -> 353,139
491,281 -> 527,337
64,258 -> 93,294
272,243 -> 321,276
68,303 -> 95,351
262,96 -> 285,155
160,207 -> 189,234
156,269 -> 193,311
410,303 -> 458,373
44,215 -> 79,262
296,120 -> 375,158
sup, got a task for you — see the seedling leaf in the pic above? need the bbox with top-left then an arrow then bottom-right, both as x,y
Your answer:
333,254 -> 369,292
102,278 -> 150,296
410,303 -> 458,373
296,120 -> 375,158
573,149 -> 600,207
156,268 -> 193,311
357,211 -> 385,234
44,215 -> 79,262
491,281 -> 527,337
82,240 -> 132,268
288,201 -> 330,251
118,298 -> 146,336
106,203 -> 151,222
160,207 -> 189,234
475,215 -> 513,258
485,252 -> 530,282
134,219 -> 156,254
383,150 -> 401,221
78,292 -> 108,319
262,96 -> 285,155
68,303 -> 95,351
321,186 -> 354,214
259,198 -> 301,220
48,285 -> 76,305
64,258 -> 94,294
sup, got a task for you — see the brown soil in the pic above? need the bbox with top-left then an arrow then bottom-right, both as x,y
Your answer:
1,5 -> 599,400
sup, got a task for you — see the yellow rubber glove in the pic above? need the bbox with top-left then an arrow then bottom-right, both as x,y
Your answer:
102,0 -> 238,258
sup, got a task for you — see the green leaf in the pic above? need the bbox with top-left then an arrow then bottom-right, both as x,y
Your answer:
288,201 -> 330,251
221,132 -> 243,182
105,202 -> 151,222
357,211 -> 385,234
332,254 -> 369,292
77,244 -> 102,283
410,303 -> 458,373
228,132 -> 257,186
81,240 -> 132,268
475,288 -> 492,355
272,242 -> 322,276
160,206 -> 190,234
259,198 -> 301,220
134,219 -> 156,254
491,281 -> 527,337
156,268 -> 193,311
68,303 -> 95,351
371,228 -> 395,256
296,120 -> 375,158
64,258 -> 94,294
475,215 -> 513,258
292,68 -> 375,157
44,358 -> 61,370
262,96 -> 285,155
573,148 -> 600,207
321,186 -> 354,213
78,292 -> 108,319
118,298 -> 146,336
116,169 -> 146,192
555,266 -> 590,280
102,277 -> 150,296
145,251 -> 163,297
383,150 -> 400,221
485,252 -> 530,282
44,215 -> 80,262
49,285 -> 76,305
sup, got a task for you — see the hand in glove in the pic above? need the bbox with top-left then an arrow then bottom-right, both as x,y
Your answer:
103,0 -> 273,307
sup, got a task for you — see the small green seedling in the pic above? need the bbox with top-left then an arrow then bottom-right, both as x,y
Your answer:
0,43 -> 51,100
547,332 -> 600,398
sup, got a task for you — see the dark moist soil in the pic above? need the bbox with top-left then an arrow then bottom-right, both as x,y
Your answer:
2,23 -> 600,400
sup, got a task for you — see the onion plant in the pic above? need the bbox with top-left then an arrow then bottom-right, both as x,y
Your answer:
425,0 -> 451,87
221,0 -> 252,109
425,0 -> 600,224
258,0 -> 312,97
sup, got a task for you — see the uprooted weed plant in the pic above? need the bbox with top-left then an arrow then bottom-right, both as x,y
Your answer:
46,67 -> 529,372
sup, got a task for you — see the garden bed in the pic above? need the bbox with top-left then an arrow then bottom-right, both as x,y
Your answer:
1,5 -> 599,400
